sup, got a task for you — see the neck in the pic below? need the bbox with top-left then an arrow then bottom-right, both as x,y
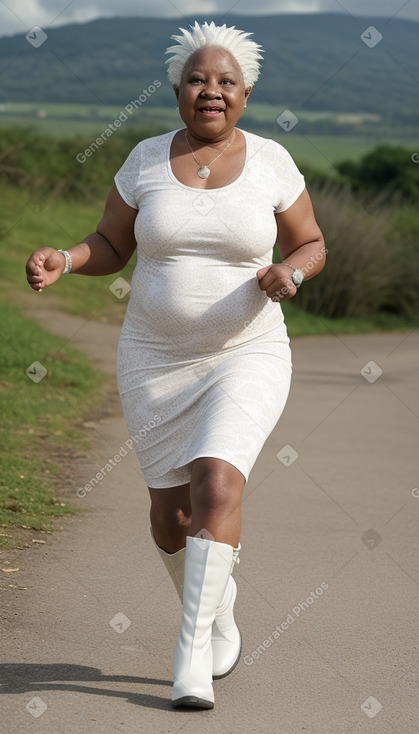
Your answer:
186,127 -> 236,147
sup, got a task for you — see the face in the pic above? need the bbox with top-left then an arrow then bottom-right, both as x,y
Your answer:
173,45 -> 252,141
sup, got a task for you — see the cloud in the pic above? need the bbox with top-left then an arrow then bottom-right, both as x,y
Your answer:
0,0 -> 418,38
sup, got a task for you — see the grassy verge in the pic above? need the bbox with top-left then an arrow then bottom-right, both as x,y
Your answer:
0,303 -> 105,549
281,301 -> 419,337
0,182 -> 120,550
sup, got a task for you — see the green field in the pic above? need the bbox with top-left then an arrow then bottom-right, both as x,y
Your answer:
1,102 -> 417,171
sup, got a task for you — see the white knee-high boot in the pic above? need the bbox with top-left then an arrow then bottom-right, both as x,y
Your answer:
171,536 -> 235,708
151,529 -> 241,678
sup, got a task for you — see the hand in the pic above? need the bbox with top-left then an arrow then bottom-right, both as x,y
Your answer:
25,247 -> 65,291
256,264 -> 297,302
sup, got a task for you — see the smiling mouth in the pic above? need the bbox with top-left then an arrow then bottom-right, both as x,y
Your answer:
199,107 -> 223,115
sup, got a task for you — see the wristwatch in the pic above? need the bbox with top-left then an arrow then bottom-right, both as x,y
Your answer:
282,262 -> 304,288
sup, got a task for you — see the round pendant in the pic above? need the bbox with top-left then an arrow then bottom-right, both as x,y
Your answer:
197,166 -> 210,179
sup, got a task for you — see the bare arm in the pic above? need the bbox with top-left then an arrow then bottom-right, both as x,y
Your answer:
26,184 -> 138,291
257,188 -> 326,301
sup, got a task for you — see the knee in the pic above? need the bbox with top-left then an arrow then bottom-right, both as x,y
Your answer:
192,462 -> 242,513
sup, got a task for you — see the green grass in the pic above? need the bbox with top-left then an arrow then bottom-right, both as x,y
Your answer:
0,183 -> 134,324
282,301 -> 419,337
0,181 -> 129,548
0,183 -> 116,549
0,303 -> 105,549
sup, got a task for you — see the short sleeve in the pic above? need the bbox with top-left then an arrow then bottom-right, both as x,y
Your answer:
272,142 -> 306,214
114,143 -> 142,209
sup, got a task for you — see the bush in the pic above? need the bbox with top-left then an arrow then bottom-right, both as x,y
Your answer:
0,125 -> 166,201
296,182 -> 419,319
336,145 -> 419,203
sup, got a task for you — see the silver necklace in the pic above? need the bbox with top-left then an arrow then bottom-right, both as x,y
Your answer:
185,129 -> 236,179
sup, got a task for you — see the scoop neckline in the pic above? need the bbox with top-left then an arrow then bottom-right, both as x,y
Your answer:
167,127 -> 248,192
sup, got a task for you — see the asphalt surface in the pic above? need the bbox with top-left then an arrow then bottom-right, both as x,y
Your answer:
1,308 -> 418,733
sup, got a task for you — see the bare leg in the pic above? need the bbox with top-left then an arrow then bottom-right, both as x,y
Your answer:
148,483 -> 191,553
149,457 -> 245,551
189,457 -> 245,548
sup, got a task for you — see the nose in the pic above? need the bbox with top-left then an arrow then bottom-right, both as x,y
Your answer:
200,89 -> 222,100
200,79 -> 222,98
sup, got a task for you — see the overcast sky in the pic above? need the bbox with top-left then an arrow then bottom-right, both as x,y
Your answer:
0,0 -> 418,37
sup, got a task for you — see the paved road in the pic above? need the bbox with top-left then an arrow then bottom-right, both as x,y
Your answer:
1,308 -> 418,733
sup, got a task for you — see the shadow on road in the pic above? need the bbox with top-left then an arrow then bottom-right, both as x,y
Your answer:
0,663 -> 173,710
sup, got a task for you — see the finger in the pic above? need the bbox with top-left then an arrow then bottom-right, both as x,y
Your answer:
25,259 -> 37,276
28,278 -> 44,291
272,285 -> 296,302
26,249 -> 50,271
266,278 -> 294,299
26,255 -> 45,276
271,293 -> 286,303
258,272 -> 278,292
269,282 -> 296,301
256,265 -> 271,281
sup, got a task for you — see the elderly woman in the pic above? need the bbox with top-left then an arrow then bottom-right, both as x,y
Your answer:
26,21 -> 325,709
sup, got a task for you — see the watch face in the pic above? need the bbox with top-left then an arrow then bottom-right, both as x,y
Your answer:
292,269 -> 304,287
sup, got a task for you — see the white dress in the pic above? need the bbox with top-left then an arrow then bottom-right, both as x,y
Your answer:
114,128 -> 305,488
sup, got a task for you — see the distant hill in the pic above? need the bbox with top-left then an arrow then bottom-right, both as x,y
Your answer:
0,14 -> 417,122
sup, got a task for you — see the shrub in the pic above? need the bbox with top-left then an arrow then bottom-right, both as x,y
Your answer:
0,126 -> 166,201
336,145 -> 419,203
296,182 -> 419,319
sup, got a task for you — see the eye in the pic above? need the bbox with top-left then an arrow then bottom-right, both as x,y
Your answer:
189,77 -> 204,84
221,79 -> 234,85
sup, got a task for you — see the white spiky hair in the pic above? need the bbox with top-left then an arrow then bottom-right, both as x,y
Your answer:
165,20 -> 264,87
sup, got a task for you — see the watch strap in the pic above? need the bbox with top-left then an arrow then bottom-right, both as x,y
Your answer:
57,249 -> 72,274
282,262 -> 297,273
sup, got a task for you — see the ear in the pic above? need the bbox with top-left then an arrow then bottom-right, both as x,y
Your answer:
173,84 -> 180,102
244,86 -> 252,103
